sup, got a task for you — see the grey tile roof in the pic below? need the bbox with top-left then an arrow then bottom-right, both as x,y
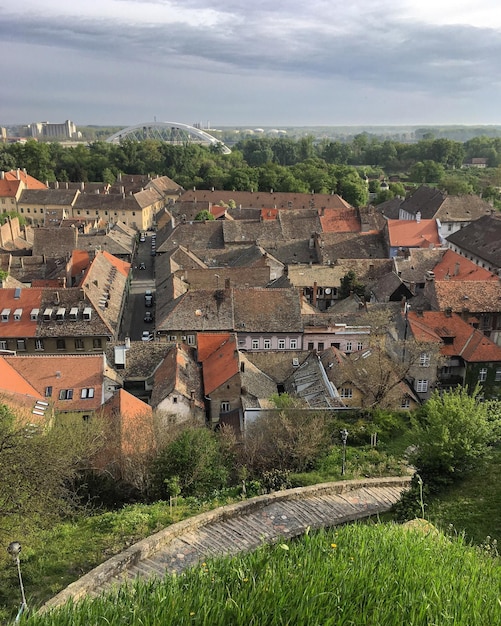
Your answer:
32,227 -> 78,258
19,188 -> 79,205
446,215 -> 501,268
157,221 -> 225,253
318,232 -> 387,263
156,289 -> 234,332
233,288 -> 302,333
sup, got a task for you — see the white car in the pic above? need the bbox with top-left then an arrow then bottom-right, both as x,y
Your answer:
141,331 -> 153,341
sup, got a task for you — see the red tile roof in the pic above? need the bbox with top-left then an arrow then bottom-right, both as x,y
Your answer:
197,332 -> 233,362
0,179 -> 22,198
4,354 -> 105,411
4,169 -> 47,189
432,249 -> 497,281
0,288 -> 43,337
319,208 -> 361,233
101,389 -> 154,456
200,334 -> 239,394
260,208 -> 279,221
387,219 -> 441,248
407,311 -> 501,362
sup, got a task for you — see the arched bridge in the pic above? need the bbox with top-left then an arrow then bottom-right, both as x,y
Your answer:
41,476 -> 410,612
106,122 -> 231,154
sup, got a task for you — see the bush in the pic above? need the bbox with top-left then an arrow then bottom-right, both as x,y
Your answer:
152,427 -> 230,498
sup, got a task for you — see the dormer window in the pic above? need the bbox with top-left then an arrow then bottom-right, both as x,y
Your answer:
1,308 -> 10,322
83,307 -> 92,321
13,308 -> 22,321
43,308 -> 53,321
30,308 -> 39,321
56,308 -> 66,321
69,307 -> 78,321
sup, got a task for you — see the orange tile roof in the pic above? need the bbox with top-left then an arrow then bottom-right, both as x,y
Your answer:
101,250 -> 130,277
201,334 -> 239,394
0,288 -> 43,337
432,249 -> 497,281
407,311 -> 501,362
260,208 -> 279,221
4,354 -> 105,411
387,219 -> 441,248
0,179 -> 22,198
5,169 -> 47,189
197,332 -> 233,362
72,250 -> 91,277
319,208 -> 361,233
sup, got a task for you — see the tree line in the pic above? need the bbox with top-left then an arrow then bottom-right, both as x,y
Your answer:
2,134 -> 501,207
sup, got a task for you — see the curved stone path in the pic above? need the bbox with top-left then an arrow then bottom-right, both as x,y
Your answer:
41,477 -> 411,612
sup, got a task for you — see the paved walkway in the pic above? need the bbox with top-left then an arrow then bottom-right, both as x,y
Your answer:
41,477 -> 410,612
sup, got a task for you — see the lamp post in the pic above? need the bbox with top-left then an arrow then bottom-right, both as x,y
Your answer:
7,541 -> 27,623
340,429 -> 349,476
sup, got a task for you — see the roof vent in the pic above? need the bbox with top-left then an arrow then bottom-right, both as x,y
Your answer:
292,358 -> 300,367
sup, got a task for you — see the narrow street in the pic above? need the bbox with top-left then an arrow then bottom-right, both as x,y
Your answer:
120,232 -> 156,341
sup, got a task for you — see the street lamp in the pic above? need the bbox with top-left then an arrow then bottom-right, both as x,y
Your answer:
7,541 -> 27,623
340,429 -> 349,476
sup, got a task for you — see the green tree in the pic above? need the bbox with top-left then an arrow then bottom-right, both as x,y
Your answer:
338,270 -> 366,299
410,386 -> 493,489
194,210 -> 215,221
152,427 -> 229,497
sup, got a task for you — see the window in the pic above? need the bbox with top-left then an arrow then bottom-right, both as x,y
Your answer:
357,342 -> 364,351
289,339 -> 298,349
401,397 -> 411,409
169,335 -> 177,341
496,369 -> 501,382
80,388 -> 95,399
345,342 -> 352,352
339,387 -> 353,398
187,335 -> 196,346
0,341 -> 6,350
16,339 -> 26,351
59,389 -> 73,400
173,397 -> 178,404
93,338 -> 102,349
479,368 -> 488,382
252,339 -> 259,349
56,339 -> 66,350
416,380 -> 428,393
307,342 -> 314,351
263,339 -> 271,349
220,401 -> 230,413
75,338 -> 84,350
35,339 -> 44,351
45,386 -> 52,397
318,342 -> 324,351
419,352 -> 431,367
278,339 -> 285,349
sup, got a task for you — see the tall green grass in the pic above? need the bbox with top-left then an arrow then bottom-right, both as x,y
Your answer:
25,524 -> 501,626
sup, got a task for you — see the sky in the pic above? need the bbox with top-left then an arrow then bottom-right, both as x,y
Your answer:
1,0 -> 501,128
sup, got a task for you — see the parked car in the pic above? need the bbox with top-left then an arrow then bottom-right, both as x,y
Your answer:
138,262 -> 146,270
144,290 -> 153,306
141,331 -> 153,341
139,233 -> 146,242
144,311 -> 154,323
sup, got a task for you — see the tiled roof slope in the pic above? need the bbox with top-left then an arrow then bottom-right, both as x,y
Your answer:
233,288 -> 302,333
393,249 -> 446,284
222,219 -> 284,245
176,266 -> 271,290
200,333 -> 239,394
156,289 -> 234,333
5,169 -> 47,189
319,208 -> 361,233
399,186 -> 446,219
435,194 -> 493,223
407,311 -> 501,362
446,215 -> 501,268
387,219 -> 441,248
18,188 -> 79,205
278,210 -> 322,239
150,344 -> 203,410
427,279 -> 501,313
157,221 -> 225,253
32,226 -> 78,258
432,249 -> 498,281
0,288 -> 42,337
4,353 -> 105,412
318,232 -> 387,263
179,190 -> 353,211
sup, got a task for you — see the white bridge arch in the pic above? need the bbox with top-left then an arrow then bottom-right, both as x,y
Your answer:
106,122 -> 231,154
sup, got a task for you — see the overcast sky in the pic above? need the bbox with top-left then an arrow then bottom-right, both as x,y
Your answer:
2,0 -> 501,128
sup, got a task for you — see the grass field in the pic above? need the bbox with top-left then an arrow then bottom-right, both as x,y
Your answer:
23,523 -> 501,626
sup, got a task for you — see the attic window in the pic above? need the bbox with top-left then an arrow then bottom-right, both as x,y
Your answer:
30,308 -> 39,321
13,308 -> 22,321
56,308 -> 66,321
69,307 -> 78,320
43,308 -> 53,321
83,307 -> 92,321
1,308 -> 10,322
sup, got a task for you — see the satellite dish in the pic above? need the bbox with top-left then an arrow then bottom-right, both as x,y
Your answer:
325,288 -> 332,295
